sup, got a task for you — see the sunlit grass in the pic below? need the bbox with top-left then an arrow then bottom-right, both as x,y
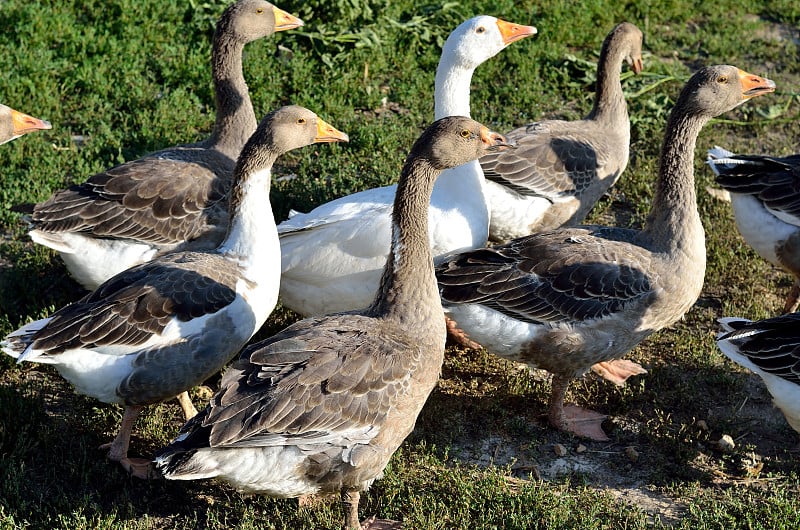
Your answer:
1,0 -> 800,528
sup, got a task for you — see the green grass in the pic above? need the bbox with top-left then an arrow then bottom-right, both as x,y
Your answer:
2,0 -> 800,528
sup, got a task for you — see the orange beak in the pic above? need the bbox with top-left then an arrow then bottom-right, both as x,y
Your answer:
11,107 -> 52,135
629,54 -> 644,75
479,126 -> 512,152
495,19 -> 538,46
272,6 -> 304,31
314,118 -> 349,143
738,69 -> 776,99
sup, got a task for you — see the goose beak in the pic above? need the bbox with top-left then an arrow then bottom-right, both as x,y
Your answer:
314,119 -> 349,144
272,6 -> 304,31
495,19 -> 538,46
628,54 -> 644,75
738,69 -> 776,99
480,127 -> 512,152
11,107 -> 52,135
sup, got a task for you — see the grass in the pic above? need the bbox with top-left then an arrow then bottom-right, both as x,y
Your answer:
1,0 -> 800,528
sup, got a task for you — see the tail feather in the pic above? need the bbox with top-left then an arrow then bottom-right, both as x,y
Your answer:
2,317 -> 52,361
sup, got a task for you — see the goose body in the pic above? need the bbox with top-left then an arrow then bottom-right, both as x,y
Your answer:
436,66 -> 776,440
156,117 -> 510,529
278,16 -> 536,317
0,104 -> 51,145
2,106 -> 348,476
707,147 -> 800,313
717,315 -> 800,434
21,0 -> 303,291
480,22 -> 643,242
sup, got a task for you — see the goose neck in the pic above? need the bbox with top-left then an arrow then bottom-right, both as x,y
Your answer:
218,150 -> 280,268
370,158 -> 440,321
642,110 -> 707,247
207,32 -> 258,160
434,59 -> 475,119
587,42 -> 628,125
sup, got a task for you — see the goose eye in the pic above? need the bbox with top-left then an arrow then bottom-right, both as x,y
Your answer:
460,129 -> 471,138
256,7 -> 264,14
476,26 -> 486,34
717,75 -> 728,84
297,118 -> 306,124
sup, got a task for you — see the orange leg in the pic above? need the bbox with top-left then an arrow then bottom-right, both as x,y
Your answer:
100,405 -> 155,479
782,280 -> 800,314
175,391 -> 199,420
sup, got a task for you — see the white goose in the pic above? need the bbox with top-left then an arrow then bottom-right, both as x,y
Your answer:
718,315 -> 800,435
707,147 -> 800,313
0,104 -> 51,145
2,106 -> 348,478
20,0 -> 303,291
277,16 -> 536,317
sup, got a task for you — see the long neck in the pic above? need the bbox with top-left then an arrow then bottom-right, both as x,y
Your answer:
432,54 -> 486,219
206,29 -> 258,160
370,159 -> 440,323
586,41 -> 628,126
434,54 -> 475,119
642,109 -> 708,249
217,152 -> 280,267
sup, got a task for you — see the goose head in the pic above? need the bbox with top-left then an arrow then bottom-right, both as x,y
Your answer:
419,116 -> 511,170
0,104 -> 51,146
679,65 -> 775,118
435,16 -> 536,119
441,16 -> 537,72
240,105 -> 348,168
611,22 -> 644,74
223,0 -> 303,42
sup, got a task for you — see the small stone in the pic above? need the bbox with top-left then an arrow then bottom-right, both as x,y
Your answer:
716,434 -> 736,452
624,446 -> 639,462
553,443 -> 568,457
576,444 -> 587,454
695,419 -> 709,431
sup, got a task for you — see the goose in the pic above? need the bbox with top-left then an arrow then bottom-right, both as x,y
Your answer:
435,66 -> 776,440
717,315 -> 800,435
19,0 -> 303,291
154,117 -> 511,530
707,147 -> 800,313
0,104 -> 51,145
277,16 -> 536,317
479,22 -> 644,243
2,106 -> 348,478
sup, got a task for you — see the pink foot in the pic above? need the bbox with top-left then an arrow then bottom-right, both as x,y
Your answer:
120,457 -> 158,480
591,359 -> 647,387
556,404 -> 610,441
445,316 -> 483,350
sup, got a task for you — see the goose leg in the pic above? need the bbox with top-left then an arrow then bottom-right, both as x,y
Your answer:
782,279 -> 800,314
175,391 -> 199,420
548,374 -> 609,441
591,359 -> 647,387
342,489 -> 361,530
99,405 -> 155,478
341,489 -> 401,530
